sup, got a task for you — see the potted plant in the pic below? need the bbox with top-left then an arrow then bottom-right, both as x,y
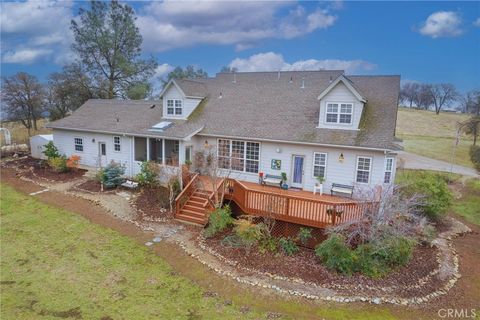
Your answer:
281,172 -> 288,189
314,176 -> 325,195
315,176 -> 325,186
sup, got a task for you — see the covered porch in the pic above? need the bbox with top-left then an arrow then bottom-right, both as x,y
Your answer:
133,136 -> 183,166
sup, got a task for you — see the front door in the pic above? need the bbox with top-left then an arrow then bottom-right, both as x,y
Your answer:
98,142 -> 107,167
291,155 -> 305,188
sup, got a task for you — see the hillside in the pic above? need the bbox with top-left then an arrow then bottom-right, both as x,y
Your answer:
396,108 -> 474,168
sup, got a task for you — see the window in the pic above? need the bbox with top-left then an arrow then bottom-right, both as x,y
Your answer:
384,157 -> 394,183
134,137 -> 147,161
166,99 -> 182,116
185,146 -> 192,163
216,139 -> 260,173
313,153 -> 327,178
74,138 -> 83,152
356,157 -> 372,183
325,103 -> 353,124
113,136 -> 121,152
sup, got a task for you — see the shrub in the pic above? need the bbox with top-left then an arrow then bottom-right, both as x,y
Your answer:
42,141 -> 60,160
470,145 -> 480,172
136,161 -> 160,186
373,236 -> 416,267
204,205 -> 234,238
279,237 -> 299,256
354,244 -> 389,278
297,227 -> 313,245
401,173 -> 452,220
66,155 -> 81,170
101,161 -> 125,188
315,234 -> 357,275
234,219 -> 263,253
48,156 -> 68,173
258,236 -> 278,254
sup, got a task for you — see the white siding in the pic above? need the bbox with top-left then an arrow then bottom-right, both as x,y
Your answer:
53,129 -> 135,176
163,84 -> 202,120
318,82 -> 364,130
195,135 -> 395,196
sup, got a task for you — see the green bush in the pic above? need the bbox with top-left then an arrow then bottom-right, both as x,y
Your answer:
48,156 -> 68,173
315,234 -> 357,275
470,145 -> 480,172
354,244 -> 389,278
297,227 -> 313,245
279,237 -> 299,256
100,161 -> 125,188
373,236 -> 416,267
401,173 -> 453,220
204,205 -> 234,238
258,236 -> 279,254
42,141 -> 60,160
136,161 -> 160,186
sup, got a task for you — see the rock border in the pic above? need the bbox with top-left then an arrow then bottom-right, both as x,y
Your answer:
177,217 -> 470,305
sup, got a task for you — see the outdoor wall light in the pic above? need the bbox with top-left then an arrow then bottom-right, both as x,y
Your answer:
204,140 -> 209,148
276,148 -> 282,153
338,153 -> 345,162
92,138 -> 95,143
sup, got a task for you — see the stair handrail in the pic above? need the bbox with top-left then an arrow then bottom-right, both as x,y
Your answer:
175,172 -> 199,215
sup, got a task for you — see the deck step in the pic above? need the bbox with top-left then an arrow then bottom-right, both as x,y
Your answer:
176,213 -> 206,225
183,204 -> 205,213
186,199 -> 205,206
180,208 -> 205,217
190,196 -> 208,203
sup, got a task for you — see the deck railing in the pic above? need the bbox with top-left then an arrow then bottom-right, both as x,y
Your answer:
225,179 -> 376,228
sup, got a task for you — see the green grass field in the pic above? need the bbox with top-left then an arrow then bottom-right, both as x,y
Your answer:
0,184 -> 400,320
396,108 -> 474,168
452,179 -> 480,226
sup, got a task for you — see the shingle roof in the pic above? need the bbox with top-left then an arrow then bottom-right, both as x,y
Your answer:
48,70 -> 401,150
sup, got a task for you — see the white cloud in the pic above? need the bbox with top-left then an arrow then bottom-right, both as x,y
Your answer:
137,1 -> 337,52
0,0 -> 74,64
229,52 -> 376,74
474,17 -> 480,27
150,63 -> 175,95
419,11 -> 463,38
2,49 -> 52,64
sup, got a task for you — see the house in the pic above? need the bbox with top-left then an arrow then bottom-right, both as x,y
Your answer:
47,70 -> 400,226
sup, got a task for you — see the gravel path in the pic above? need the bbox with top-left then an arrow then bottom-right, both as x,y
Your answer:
398,151 -> 479,177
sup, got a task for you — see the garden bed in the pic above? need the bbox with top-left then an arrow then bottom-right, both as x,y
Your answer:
134,186 -> 172,220
74,179 -> 117,194
202,227 -> 442,298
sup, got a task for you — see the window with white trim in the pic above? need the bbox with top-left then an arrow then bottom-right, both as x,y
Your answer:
384,157 -> 394,183
74,138 -> 83,152
356,157 -> 372,183
113,136 -> 121,152
217,139 -> 260,173
313,152 -> 327,178
325,103 -> 353,124
166,99 -> 183,116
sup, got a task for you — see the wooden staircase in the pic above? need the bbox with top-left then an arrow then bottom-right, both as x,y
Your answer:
176,189 -> 211,225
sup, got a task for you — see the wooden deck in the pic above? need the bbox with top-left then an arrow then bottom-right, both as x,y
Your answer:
175,175 -> 376,228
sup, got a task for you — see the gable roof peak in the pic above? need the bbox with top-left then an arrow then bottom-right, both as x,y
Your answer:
317,74 -> 366,102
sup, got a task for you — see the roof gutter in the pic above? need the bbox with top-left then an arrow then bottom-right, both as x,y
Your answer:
47,126 -> 189,141
197,133 -> 396,153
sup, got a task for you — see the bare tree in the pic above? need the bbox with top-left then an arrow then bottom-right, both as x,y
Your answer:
1,72 -> 45,135
428,83 -> 459,115
459,116 -> 480,145
462,89 -> 480,115
413,84 -> 434,110
399,82 -> 419,108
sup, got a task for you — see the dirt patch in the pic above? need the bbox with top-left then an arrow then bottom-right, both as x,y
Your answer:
73,180 -> 116,194
134,186 -> 172,220
203,227 -> 441,298
38,307 -> 82,319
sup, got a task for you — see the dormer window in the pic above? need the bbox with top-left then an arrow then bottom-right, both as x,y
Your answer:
167,99 -> 183,116
325,103 -> 353,124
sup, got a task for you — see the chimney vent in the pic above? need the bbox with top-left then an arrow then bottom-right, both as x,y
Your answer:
329,76 -> 333,83
277,71 -> 280,80
218,92 -> 223,99
289,76 -> 293,83
301,77 -> 305,89
233,72 -> 236,83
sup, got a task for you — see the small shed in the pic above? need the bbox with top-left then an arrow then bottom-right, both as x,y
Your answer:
30,134 -> 53,159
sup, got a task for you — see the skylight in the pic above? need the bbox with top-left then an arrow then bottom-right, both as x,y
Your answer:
149,121 -> 172,132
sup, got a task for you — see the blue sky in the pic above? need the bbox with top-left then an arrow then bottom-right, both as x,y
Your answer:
1,1 -> 479,94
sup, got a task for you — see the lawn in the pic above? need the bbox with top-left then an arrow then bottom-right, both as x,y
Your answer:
396,108 -> 475,168
452,179 -> 480,226
0,119 -> 51,146
0,184 -> 399,320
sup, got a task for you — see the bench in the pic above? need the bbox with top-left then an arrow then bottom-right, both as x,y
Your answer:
121,180 -> 139,189
261,174 -> 283,187
330,183 -> 354,198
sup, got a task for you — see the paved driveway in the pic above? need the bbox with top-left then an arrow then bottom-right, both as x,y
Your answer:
398,152 -> 479,178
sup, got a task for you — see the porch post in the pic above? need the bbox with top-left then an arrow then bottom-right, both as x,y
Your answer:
146,137 -> 150,161
178,140 -> 185,165
161,139 -> 166,165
